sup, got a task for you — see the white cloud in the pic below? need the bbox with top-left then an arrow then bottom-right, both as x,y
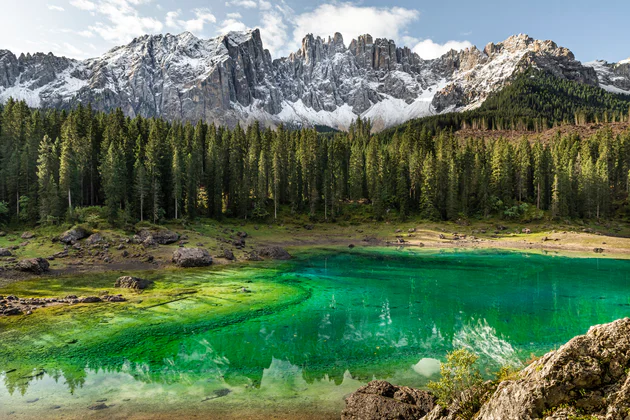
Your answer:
60,28 -> 95,38
259,10 -> 288,58
76,0 -> 164,44
166,8 -> 216,34
63,42 -> 84,56
412,39 -> 473,59
259,0 -> 272,11
226,12 -> 242,19
47,4 -> 65,11
69,0 -> 97,11
217,19 -> 249,34
226,0 -> 258,8
291,3 -> 420,53
165,10 -> 181,28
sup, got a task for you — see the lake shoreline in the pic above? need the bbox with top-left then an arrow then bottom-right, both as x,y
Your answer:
2,219 -> 630,286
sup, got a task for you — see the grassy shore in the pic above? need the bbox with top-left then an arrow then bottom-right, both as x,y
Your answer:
1,214 -> 629,286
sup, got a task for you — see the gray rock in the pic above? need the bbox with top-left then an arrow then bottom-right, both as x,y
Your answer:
21,231 -> 35,240
59,227 -> 88,244
115,276 -> 153,290
256,246 -> 292,260
16,258 -> 50,274
341,380 -> 436,420
477,318 -> 630,419
85,233 -> 104,245
78,296 -> 102,303
137,229 -> 179,245
172,248 -> 213,268
0,248 -> 12,257
223,249 -> 235,261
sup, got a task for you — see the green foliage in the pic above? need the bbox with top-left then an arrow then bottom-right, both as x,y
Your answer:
428,348 -> 484,407
0,201 -> 9,224
0,79 -> 629,227
495,365 -> 521,382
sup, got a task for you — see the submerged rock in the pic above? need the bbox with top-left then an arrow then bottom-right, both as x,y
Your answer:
256,246 -> 292,260
16,258 -> 50,274
172,248 -> 213,267
115,276 -> 152,290
78,296 -> 102,303
341,380 -> 436,420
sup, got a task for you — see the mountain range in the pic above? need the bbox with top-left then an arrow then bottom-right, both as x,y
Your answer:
0,29 -> 629,131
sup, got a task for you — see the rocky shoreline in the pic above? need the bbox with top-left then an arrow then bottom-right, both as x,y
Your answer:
342,318 -> 630,420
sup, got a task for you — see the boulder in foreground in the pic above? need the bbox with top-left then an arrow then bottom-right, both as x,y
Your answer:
341,380 -> 435,419
172,248 -> 213,267
343,318 -> 630,420
476,317 -> 630,419
16,258 -> 50,274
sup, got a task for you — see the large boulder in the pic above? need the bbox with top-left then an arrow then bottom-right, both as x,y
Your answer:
0,248 -> 12,257
137,229 -> 179,245
172,248 -> 213,268
16,258 -> 50,274
59,227 -> 88,244
85,233 -> 104,245
477,318 -> 630,419
256,246 -> 292,260
341,380 -> 436,420
115,276 -> 153,290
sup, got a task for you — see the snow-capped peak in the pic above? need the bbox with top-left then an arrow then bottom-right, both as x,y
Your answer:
0,30 -> 627,131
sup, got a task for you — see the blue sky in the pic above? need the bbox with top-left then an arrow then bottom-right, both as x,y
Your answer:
1,0 -> 628,62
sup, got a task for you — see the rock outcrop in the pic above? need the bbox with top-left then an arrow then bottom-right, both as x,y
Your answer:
0,30 -> 617,131
16,258 -> 50,274
341,380 -> 436,420
172,248 -> 213,267
343,318 -> 630,420
477,318 -> 630,419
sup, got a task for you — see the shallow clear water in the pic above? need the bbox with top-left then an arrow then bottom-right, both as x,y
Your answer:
2,248 -> 630,418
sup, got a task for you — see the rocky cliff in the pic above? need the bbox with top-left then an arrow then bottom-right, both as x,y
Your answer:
0,30 -> 626,131
342,318 -> 630,419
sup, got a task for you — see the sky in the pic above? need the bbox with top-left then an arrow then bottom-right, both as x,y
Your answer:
1,0 -> 628,63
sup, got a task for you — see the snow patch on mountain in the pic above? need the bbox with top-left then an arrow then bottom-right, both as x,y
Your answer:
0,30 -> 623,131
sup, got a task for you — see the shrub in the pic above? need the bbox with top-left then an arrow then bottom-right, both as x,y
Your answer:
428,348 -> 484,407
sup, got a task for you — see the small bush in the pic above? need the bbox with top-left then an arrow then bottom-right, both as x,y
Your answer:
428,348 -> 484,407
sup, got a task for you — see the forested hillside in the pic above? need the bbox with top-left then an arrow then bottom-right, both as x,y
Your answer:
0,96 -> 629,227
380,70 -> 630,136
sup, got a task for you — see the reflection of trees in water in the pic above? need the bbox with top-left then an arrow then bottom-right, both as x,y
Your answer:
2,251 -> 628,396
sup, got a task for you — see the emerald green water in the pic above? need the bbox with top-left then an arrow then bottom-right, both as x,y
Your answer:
1,249 -> 630,418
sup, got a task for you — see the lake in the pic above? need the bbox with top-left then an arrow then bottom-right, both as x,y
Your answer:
1,248 -> 630,419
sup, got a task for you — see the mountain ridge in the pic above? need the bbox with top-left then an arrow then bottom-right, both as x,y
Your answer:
0,29 -> 629,131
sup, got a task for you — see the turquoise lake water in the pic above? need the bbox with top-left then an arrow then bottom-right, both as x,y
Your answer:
1,248 -> 630,418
